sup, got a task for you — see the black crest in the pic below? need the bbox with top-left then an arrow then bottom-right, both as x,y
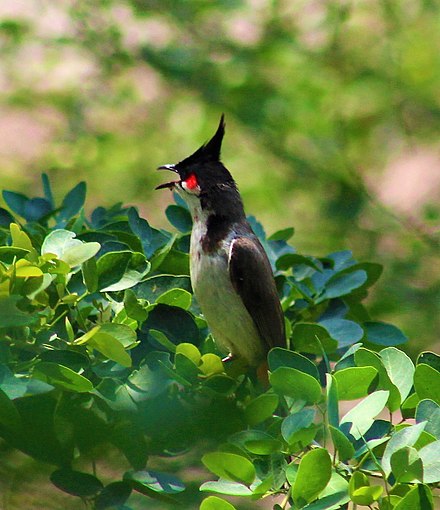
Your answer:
175,114 -> 225,171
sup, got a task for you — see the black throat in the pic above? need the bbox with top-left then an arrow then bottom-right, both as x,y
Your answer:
199,184 -> 247,253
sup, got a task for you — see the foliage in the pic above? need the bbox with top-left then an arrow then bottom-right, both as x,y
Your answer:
0,176 -> 439,509
1,0 -> 440,356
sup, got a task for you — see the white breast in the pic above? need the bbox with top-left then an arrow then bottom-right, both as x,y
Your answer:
189,216 -> 265,366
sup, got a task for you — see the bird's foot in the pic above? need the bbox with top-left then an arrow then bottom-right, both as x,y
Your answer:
222,353 -> 235,363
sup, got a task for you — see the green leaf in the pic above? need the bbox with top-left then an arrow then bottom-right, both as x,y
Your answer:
380,347 -> 415,402
74,325 -> 100,345
127,355 -> 172,401
2,190 -> 28,217
417,351 -> 440,371
41,229 -> 77,256
0,207 -> 14,227
166,204 -> 192,233
202,374 -> 236,395
349,471 -> 383,505
270,367 -> 322,404
348,472 -> 369,502
10,223 -> 34,251
0,388 -> 22,430
244,393 -> 279,426
293,448 -> 332,507
23,197 -> 52,221
102,252 -> 151,292
319,269 -> 367,301
159,248 -> 189,275
97,251 -> 150,292
0,296 -> 38,328
285,462 -> 298,486
340,390 -> 389,439
41,173 -> 54,207
150,329 -> 177,353
390,446 -> 423,483
319,319 -> 364,349
276,253 -> 321,272
33,362 -> 93,392
354,348 -> 401,411
0,365 -> 52,399
112,425 -> 149,472
124,469 -> 185,495
416,399 -> 440,438
50,469 -> 103,497
350,485 -> 383,506
263,470 -> 284,497
175,352 -> 200,382
144,304 -> 200,346
401,392 -> 420,419
61,242 -> 100,267
39,350 -> 89,372
41,229 -> 100,267
418,439 -> 440,483
333,366 -> 378,400
382,422 -> 427,476
98,323 -> 137,348
91,332 -> 132,367
150,232 -> 176,271
200,480 -> 252,496
14,263 -> 43,278
326,250 -> 354,270
0,246 -> 30,263
244,438 -> 283,455
291,323 -> 337,355
128,207 -> 153,257
325,374 -> 339,430
353,436 -> 390,460
364,321 -> 408,346
134,275 -> 191,302
200,496 -> 237,510
95,481 -> 132,510
123,289 -> 148,322
268,348 -> 319,380
268,227 -> 294,241
229,429 -> 275,449
202,452 -> 256,485
281,408 -> 316,444
22,273 -> 53,300
414,364 -> 440,404
156,288 -> 192,309
176,342 -> 201,365
58,181 -> 86,222
96,250 -> 131,288
329,426 -> 355,461
344,262 -> 383,291
95,379 -> 137,413
393,484 -> 433,510
302,471 -> 349,509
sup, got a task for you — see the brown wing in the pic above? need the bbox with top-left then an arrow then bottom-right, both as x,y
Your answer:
229,236 -> 285,352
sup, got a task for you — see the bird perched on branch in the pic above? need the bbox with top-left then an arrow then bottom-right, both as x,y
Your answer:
156,115 -> 285,369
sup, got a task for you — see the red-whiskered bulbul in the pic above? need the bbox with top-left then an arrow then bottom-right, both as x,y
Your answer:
156,115 -> 285,368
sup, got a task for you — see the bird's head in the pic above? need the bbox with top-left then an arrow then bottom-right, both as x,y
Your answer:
156,114 -> 236,201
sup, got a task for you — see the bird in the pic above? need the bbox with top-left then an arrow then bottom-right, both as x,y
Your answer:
156,115 -> 285,369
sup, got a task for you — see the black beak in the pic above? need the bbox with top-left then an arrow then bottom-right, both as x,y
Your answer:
155,164 -> 180,190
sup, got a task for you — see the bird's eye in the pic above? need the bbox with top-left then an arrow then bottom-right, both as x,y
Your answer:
183,173 -> 199,191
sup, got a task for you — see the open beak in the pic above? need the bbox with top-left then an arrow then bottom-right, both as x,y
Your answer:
155,164 -> 180,190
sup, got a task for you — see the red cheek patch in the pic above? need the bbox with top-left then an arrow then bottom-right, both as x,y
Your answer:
185,173 -> 198,190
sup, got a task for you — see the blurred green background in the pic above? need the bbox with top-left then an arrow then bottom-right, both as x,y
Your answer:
1,1 -> 440,508
0,0 -> 439,353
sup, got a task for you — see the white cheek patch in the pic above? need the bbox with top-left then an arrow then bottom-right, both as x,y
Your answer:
181,181 -> 201,194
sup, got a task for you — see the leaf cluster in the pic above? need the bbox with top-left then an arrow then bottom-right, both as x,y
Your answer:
0,176 -> 439,509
